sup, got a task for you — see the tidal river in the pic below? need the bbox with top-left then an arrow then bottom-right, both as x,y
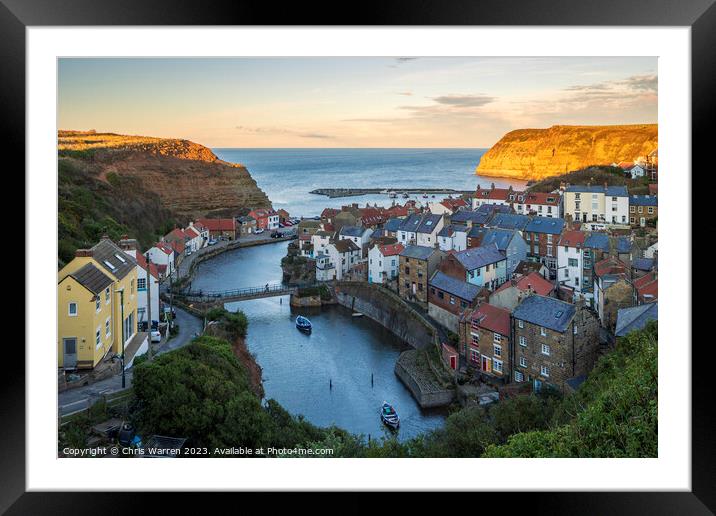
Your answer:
190,241 -> 447,441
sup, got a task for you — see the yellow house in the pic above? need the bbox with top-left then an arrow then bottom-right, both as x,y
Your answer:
58,237 -> 139,370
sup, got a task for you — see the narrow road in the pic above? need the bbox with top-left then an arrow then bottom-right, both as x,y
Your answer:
58,306 -> 202,416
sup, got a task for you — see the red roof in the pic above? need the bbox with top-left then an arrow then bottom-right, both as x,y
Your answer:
440,198 -> 468,211
155,242 -> 174,255
649,184 -> 658,195
170,239 -> 185,254
321,208 -> 340,219
518,191 -> 561,206
135,252 -> 160,279
156,264 -> 167,274
378,243 -> 404,257
165,228 -> 186,241
617,161 -> 634,169
494,272 -> 554,297
594,257 -> 627,278
471,303 -> 511,336
184,227 -> 201,239
196,218 -> 236,232
634,273 -> 658,302
558,230 -> 587,247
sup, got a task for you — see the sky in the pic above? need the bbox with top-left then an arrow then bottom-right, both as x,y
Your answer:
58,57 -> 657,148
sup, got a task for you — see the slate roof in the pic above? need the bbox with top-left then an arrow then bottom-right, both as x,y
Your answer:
615,302 -> 658,337
384,217 -> 403,232
89,239 -> 137,279
479,228 -> 518,251
565,185 -> 629,196
397,213 -> 423,233
632,257 -> 655,271
525,216 -> 566,235
416,213 -> 443,234
399,244 -> 438,261
584,232 -> 610,251
65,262 -> 115,294
339,225 -> 367,237
429,271 -> 482,301
513,294 -> 576,333
630,195 -> 658,207
489,213 -> 531,231
615,236 -> 633,253
468,226 -> 488,240
453,245 -> 505,270
476,203 -> 512,216
437,224 -> 468,238
451,210 -> 491,225
333,239 -> 360,253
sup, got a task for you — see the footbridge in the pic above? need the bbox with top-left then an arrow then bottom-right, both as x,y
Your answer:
174,282 -> 320,304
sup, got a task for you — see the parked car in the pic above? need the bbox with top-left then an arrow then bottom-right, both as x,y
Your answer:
151,329 -> 162,343
207,239 -> 217,246
255,228 -> 265,234
186,249 -> 192,256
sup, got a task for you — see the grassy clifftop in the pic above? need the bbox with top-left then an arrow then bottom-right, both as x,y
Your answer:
477,124 -> 658,180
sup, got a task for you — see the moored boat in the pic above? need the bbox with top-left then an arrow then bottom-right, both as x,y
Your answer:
388,191 -> 397,198
295,315 -> 312,332
380,401 -> 400,430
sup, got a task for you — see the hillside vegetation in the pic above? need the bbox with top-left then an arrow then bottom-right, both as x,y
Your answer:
527,165 -> 652,195
477,124 -> 658,180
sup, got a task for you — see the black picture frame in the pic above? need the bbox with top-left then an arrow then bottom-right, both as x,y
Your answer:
4,0 -> 711,512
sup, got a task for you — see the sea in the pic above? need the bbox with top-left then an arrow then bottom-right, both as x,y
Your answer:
212,148 -> 527,218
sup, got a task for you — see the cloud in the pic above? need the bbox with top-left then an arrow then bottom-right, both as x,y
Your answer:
563,74 -> 657,102
388,57 -> 419,68
431,94 -> 496,108
298,132 -> 333,139
236,125 -> 333,140
396,91 -> 413,96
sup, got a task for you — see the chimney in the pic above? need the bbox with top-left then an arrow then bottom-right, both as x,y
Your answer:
75,249 -> 92,257
100,234 -> 111,241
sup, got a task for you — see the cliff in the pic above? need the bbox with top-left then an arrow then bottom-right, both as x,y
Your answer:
58,131 -> 271,265
476,124 -> 658,180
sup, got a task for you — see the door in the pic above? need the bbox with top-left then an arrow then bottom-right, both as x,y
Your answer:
63,338 -> 77,369
481,355 -> 491,372
450,356 -> 457,370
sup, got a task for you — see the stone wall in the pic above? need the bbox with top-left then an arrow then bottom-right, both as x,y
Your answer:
334,281 -> 436,349
394,350 -> 455,408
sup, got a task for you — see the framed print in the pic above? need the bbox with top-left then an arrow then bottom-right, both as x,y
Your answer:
5,0 -> 713,511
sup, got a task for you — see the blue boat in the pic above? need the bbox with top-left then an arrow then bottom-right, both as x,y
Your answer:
295,315 -> 312,332
380,401 -> 400,430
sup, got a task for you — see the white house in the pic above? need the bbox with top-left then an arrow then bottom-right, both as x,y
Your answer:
188,221 -> 209,248
145,242 -> 175,278
628,164 -> 646,179
644,241 -> 658,259
183,226 -> 203,253
267,209 -> 280,230
513,191 -> 562,218
338,225 -> 373,257
557,230 -> 586,294
118,238 -> 160,326
315,252 -> 336,282
415,213 -> 444,248
437,225 -> 468,252
311,231 -> 334,256
563,185 -> 629,226
368,243 -> 404,284
325,239 -> 361,280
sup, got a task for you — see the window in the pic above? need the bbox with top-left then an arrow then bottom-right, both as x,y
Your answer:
494,344 -> 502,358
494,333 -> 502,343
540,327 -> 547,336
68,302 -> 78,316
541,344 -> 550,356
493,359 -> 503,373
137,278 -> 147,290
541,365 -> 550,377
518,320 -> 524,329
519,356 -> 527,367
573,324 -> 578,335
96,297 -> 101,312
519,336 -> 526,347
630,206 -> 636,213
130,279 -> 135,294
449,296 -> 455,305
470,349 -> 480,363
105,287 -> 111,304
638,206 -> 643,213
648,207 -> 654,214
114,253 -> 127,263
568,258 -> 578,267
105,318 -> 111,337
438,291 -> 444,299
630,217 -> 635,224
95,329 -> 101,349
514,371 -> 524,382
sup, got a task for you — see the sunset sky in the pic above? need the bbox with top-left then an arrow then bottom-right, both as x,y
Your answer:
58,57 -> 657,148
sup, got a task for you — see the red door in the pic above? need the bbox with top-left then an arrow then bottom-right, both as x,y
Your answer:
450,356 -> 456,370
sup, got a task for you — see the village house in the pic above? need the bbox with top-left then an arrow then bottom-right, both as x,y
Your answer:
631,257 -> 656,279
615,302 -> 658,340
466,226 -> 488,248
315,252 -> 336,282
512,295 -> 600,391
296,219 -> 323,256
383,217 -> 404,238
248,208 -> 280,231
396,213 -> 422,246
118,238 -> 160,328
524,216 -> 567,276
310,230 -> 334,257
513,260 -> 550,279
415,213 -> 444,248
616,161 -> 646,179
58,237 -> 143,371
580,232 -> 610,301
163,227 -> 199,256
277,209 -> 291,225
437,224 -> 469,252
325,239 -> 361,281
429,197 -> 469,215
338,225 -> 373,257
593,257 -> 634,331
145,242 -> 175,279
563,184 -> 629,226
472,184 -> 522,209
633,270 -> 658,304
189,221 -> 209,247
479,228 -> 527,276
556,230 -> 587,295
458,303 -> 512,382
195,218 -> 237,240
320,208 -> 340,226
368,242 -> 404,285
236,215 -> 257,236
513,191 -> 562,218
359,206 -> 388,228
428,270 -> 482,332
440,245 -> 507,291
489,271 -> 555,311
629,195 -> 658,227
398,245 -> 444,306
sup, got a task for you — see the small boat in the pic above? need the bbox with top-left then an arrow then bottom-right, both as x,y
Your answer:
351,312 -> 363,317
402,192 -> 409,198
388,191 -> 397,198
380,401 -> 400,430
422,193 -> 428,199
295,315 -> 312,332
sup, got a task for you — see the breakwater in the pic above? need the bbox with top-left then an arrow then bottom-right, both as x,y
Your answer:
310,188 -> 473,199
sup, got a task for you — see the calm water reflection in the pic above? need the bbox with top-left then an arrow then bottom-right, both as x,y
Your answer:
191,242 -> 447,441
